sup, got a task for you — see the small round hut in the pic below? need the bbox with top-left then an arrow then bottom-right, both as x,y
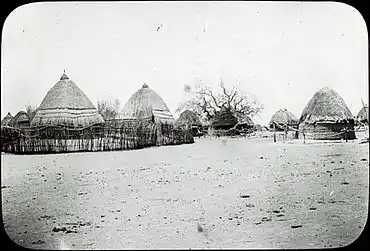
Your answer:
175,110 -> 202,135
211,108 -> 238,132
1,112 -> 13,127
121,83 -> 175,124
235,115 -> 255,131
357,106 -> 368,125
269,108 -> 298,131
299,87 -> 356,140
31,73 -> 104,128
8,111 -> 30,128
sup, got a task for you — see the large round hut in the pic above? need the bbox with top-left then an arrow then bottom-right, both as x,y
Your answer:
31,73 -> 104,128
299,87 -> 356,140
1,112 -> 13,127
8,111 -> 30,128
357,106 -> 368,125
211,108 -> 238,132
175,110 -> 202,135
269,108 -> 298,131
121,83 -> 175,124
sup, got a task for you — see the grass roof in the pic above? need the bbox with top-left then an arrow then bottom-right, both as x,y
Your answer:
1,112 -> 13,126
270,108 -> 298,125
211,108 -> 238,128
8,111 -> 30,127
299,87 -> 354,124
121,83 -> 175,123
31,73 -> 104,127
175,110 -> 202,127
357,106 -> 368,122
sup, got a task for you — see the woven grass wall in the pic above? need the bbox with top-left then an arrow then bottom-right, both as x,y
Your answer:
1,119 -> 193,154
298,122 -> 356,140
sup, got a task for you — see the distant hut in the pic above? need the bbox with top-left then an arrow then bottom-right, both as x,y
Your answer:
8,111 -> 30,128
269,108 -> 298,131
175,110 -> 202,135
299,87 -> 356,140
357,106 -> 368,125
121,83 -> 175,124
1,113 -> 13,127
31,73 -> 104,128
235,115 -> 254,131
211,108 -> 238,132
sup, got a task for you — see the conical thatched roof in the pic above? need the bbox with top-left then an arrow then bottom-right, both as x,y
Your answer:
357,106 -> 368,123
270,108 -> 298,126
299,87 -> 354,124
1,112 -> 13,126
8,111 -> 30,127
121,83 -> 175,124
211,108 -> 238,128
31,73 -> 104,128
175,110 -> 202,127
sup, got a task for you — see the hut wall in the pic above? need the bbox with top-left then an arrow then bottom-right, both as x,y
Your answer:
299,122 -> 356,140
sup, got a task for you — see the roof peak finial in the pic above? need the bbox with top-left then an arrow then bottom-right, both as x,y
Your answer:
60,70 -> 69,80
142,83 -> 148,88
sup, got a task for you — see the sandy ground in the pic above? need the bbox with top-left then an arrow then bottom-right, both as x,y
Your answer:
1,135 -> 368,249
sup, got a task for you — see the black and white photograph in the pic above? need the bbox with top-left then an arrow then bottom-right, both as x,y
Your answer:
1,1 -> 368,249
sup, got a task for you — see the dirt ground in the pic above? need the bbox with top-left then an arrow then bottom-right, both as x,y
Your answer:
1,135 -> 368,249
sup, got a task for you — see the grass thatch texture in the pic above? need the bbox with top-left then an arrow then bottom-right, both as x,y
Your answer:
357,106 -> 368,123
38,74 -> 97,110
211,109 -> 238,129
238,115 -> 254,126
175,110 -> 202,128
122,84 -> 175,124
270,108 -> 298,127
1,119 -> 193,154
299,122 -> 356,140
31,108 -> 104,128
299,87 -> 354,124
1,113 -> 13,126
32,73 -> 103,128
8,111 -> 30,128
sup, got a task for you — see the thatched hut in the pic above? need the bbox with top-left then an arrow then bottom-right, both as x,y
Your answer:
299,87 -> 356,140
269,108 -> 298,131
121,83 -> 175,124
1,113 -> 13,127
175,110 -> 202,135
31,73 -> 104,128
211,108 -> 238,131
357,106 -> 368,124
8,111 -> 30,128
235,115 -> 255,131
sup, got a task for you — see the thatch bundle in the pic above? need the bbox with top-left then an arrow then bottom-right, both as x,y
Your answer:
357,106 -> 368,124
269,108 -> 298,130
1,112 -> 13,126
175,110 -> 202,128
31,73 -> 104,128
121,83 -> 175,124
299,87 -> 356,140
211,108 -> 238,130
8,111 -> 30,128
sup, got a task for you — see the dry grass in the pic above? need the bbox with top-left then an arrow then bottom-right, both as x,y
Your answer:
299,87 -> 354,124
211,108 -> 238,128
31,74 -> 104,128
357,106 -> 368,123
121,84 -> 175,124
175,110 -> 202,127
270,109 -> 298,126
1,112 -> 13,126
8,111 -> 30,127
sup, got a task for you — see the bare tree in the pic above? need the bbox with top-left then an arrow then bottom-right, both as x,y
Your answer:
177,78 -> 263,123
25,103 -> 38,120
97,99 -> 120,120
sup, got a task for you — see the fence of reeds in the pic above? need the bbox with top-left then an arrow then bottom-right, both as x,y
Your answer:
0,119 -> 194,154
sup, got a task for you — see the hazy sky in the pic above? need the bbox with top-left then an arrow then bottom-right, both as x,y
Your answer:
1,1 -> 368,125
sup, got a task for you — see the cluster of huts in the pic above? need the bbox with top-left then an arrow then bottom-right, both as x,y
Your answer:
0,72 -> 194,154
1,72 -> 368,153
173,87 -> 368,141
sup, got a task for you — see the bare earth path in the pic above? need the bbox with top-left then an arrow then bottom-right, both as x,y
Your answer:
1,137 -> 368,249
